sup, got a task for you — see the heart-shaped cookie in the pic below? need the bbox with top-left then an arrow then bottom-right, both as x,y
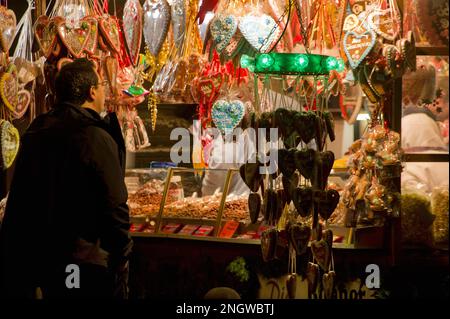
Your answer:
323,112 -> 335,142
82,16 -> 99,56
0,67 -> 18,112
239,14 -> 280,52
261,228 -> 277,262
289,223 -> 311,255
12,89 -> 31,119
313,151 -> 335,190
292,186 -> 313,217
0,6 -> 16,52
143,0 -> 171,56
343,28 -> 376,69
368,9 -> 398,41
248,192 -> 261,224
34,16 -> 61,59
311,238 -> 331,271
211,99 -> 245,136
316,189 -> 340,220
278,148 -> 296,178
281,172 -> 298,204
99,15 -> 121,54
322,270 -> 336,299
294,149 -> 316,180
0,119 -> 20,170
294,111 -> 316,144
239,162 -> 261,193
210,14 -> 238,53
315,116 -> 327,152
123,0 -> 143,65
262,189 -> 278,222
57,19 -> 91,58
286,273 -> 297,299
306,262 -> 320,295
274,108 -> 295,138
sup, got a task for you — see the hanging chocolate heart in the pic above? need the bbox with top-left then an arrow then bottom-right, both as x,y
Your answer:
292,186 -> 313,217
12,89 -> 31,119
322,270 -> 336,299
313,151 -> 335,190
306,262 -> 320,295
170,0 -> 186,51
343,27 -> 376,69
248,192 -> 261,224
211,100 -> 245,136
278,148 -> 296,178
0,6 -> 16,52
294,111 -> 316,144
262,189 -> 278,222
123,0 -> 143,65
274,108 -> 295,138
57,19 -> 91,58
0,67 -> 18,112
99,15 -> 121,54
239,14 -> 280,52
82,16 -> 99,56
286,273 -> 297,299
367,9 -> 398,41
239,162 -> 261,193
210,14 -> 238,53
261,228 -> 277,262
323,112 -> 335,142
0,119 -> 20,170
282,172 -> 298,204
294,149 -> 316,180
316,189 -> 340,220
315,116 -> 327,152
310,238 -> 330,271
289,223 -> 311,255
143,0 -> 171,56
34,16 -> 61,59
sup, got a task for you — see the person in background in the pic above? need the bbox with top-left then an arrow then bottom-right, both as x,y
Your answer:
401,64 -> 449,193
0,58 -> 133,298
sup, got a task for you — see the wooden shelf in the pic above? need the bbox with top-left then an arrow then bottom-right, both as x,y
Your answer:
402,153 -> 449,162
416,45 -> 449,56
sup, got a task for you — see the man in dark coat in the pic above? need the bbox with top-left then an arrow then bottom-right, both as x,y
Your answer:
0,58 -> 133,298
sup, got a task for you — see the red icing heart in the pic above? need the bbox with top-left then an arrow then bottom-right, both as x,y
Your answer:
98,16 -> 121,54
57,19 -> 91,58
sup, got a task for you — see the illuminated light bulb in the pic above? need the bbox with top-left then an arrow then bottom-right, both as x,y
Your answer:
324,56 -> 338,71
240,54 -> 254,69
337,59 -> 345,72
257,54 -> 275,69
295,54 -> 309,70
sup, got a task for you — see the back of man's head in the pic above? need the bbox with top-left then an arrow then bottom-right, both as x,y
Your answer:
54,58 -> 98,105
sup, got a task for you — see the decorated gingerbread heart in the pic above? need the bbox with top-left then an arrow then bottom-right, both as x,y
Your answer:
211,99 -> 245,136
57,19 -> 91,58
368,9 -> 398,41
123,0 -> 143,65
288,223 -> 311,256
34,16 -> 61,59
311,238 -> 331,271
210,14 -> 238,53
343,27 -> 376,69
0,66 -> 18,112
239,14 -> 280,52
0,6 -> 16,52
0,119 -> 20,170
82,16 -> 99,56
12,89 -> 31,119
98,15 -> 121,54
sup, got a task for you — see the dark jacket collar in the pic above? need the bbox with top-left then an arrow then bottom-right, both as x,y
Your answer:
403,106 -> 437,121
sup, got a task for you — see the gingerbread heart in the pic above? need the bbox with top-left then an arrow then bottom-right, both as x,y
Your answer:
239,14 -> 280,52
306,262 -> 320,295
281,172 -> 298,204
210,14 -> 238,53
0,119 -> 20,170
98,15 -> 121,54
0,67 -> 18,112
0,6 -> 16,52
322,270 -> 336,299
313,151 -> 335,190
261,228 -> 277,262
12,89 -> 31,119
211,99 -> 245,136
315,116 -> 327,152
274,108 -> 295,138
262,189 -> 277,222
343,28 -> 376,69
368,9 -> 398,41
57,19 -> 91,58
311,238 -> 331,271
143,0 -> 171,56
294,149 -> 316,180
239,161 -> 261,193
323,112 -> 335,142
294,111 -> 316,144
34,16 -> 61,59
286,273 -> 297,299
123,0 -> 143,65
289,223 -> 311,256
316,189 -> 340,220
278,148 -> 296,178
292,186 -> 313,217
82,16 -> 99,56
248,192 -> 261,224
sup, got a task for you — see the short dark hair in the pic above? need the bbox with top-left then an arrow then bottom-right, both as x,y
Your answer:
54,58 -> 99,105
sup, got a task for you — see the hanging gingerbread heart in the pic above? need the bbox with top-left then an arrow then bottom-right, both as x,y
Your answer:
98,15 -> 121,54
12,89 -> 31,119
123,0 -> 143,65
261,228 -> 278,262
57,19 -> 91,58
367,9 -> 398,41
169,0 -> 186,51
0,66 -> 18,112
322,270 -> 336,299
274,108 -> 295,138
292,186 -> 313,217
343,27 -> 376,69
294,111 -> 317,144
210,14 -> 238,53
289,223 -> 311,256
262,189 -> 278,222
278,148 -> 296,178
282,171 -> 298,204
0,119 -> 20,170
82,16 -> 99,56
310,238 -> 331,271
211,99 -> 245,136
34,16 -> 61,59
248,192 -> 261,224
306,262 -> 320,295
0,6 -> 16,53
239,14 -> 280,52
143,0 -> 171,57
316,189 -> 340,220
239,161 -> 261,193
313,151 -> 335,190
294,149 -> 316,180
286,273 -> 297,299
324,112 -> 336,142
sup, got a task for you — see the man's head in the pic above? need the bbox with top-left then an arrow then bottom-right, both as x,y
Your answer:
55,58 -> 106,113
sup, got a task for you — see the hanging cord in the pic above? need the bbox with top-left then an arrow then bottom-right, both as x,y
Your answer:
12,0 -> 35,62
